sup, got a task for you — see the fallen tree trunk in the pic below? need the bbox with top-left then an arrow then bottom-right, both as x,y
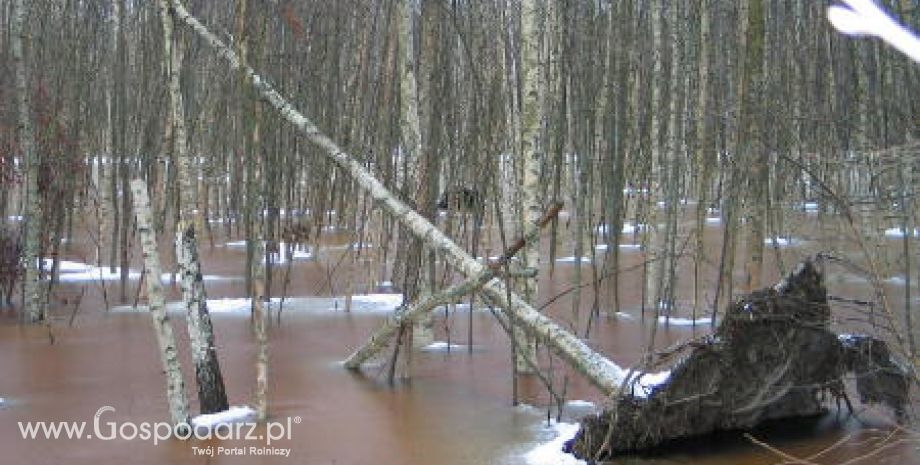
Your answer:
344,203 -> 561,368
565,260 -> 910,460
167,1 -> 628,395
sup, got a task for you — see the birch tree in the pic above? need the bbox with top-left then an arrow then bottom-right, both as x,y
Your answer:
130,179 -> 190,430
398,0 -> 435,349
158,0 -> 229,414
11,0 -> 43,323
517,0 -> 543,373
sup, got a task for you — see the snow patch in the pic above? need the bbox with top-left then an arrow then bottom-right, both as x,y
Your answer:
38,259 -> 232,283
555,256 -> 592,264
630,370 -> 672,398
43,259 -> 93,273
524,422 -> 585,465
191,406 -> 256,431
58,265 -> 141,282
705,216 -> 722,224
421,341 -> 468,352
324,242 -> 373,251
658,315 -> 712,326
594,243 -> 641,251
476,256 -> 521,263
764,237 -> 802,247
612,311 -> 634,320
565,400 -> 595,409
656,199 -> 694,208
117,293 -> 405,317
623,187 -> 649,195
268,246 -> 314,264
350,293 -> 404,310
596,222 -> 646,236
801,201 -> 820,213
885,227 -> 920,238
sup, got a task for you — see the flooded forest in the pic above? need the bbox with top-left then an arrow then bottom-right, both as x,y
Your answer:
1,0 -> 920,464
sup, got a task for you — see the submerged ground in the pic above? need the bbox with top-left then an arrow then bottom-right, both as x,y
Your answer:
0,206 -> 917,464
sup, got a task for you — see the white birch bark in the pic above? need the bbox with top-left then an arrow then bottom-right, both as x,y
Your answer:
398,0 -> 433,348
251,237 -> 268,422
130,179 -> 190,429
12,0 -> 43,323
645,0 -> 665,313
235,0 -> 267,421
168,0 -> 628,396
517,0 -> 542,373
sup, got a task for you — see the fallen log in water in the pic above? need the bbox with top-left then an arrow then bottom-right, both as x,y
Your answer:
566,259 -> 910,461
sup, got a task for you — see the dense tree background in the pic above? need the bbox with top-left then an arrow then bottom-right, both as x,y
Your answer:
2,0 -> 919,360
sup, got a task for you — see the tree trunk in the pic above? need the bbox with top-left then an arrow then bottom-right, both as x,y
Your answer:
159,0 -> 229,414
12,0 -> 43,323
130,179 -> 191,430
398,0 -> 434,349
517,0 -> 543,374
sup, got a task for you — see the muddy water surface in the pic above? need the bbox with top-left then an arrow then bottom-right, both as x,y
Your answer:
0,210 -> 917,464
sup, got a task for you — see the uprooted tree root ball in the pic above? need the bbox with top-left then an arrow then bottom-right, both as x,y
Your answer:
565,260 -> 910,461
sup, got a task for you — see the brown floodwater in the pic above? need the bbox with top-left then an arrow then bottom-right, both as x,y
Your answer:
0,207 -> 918,464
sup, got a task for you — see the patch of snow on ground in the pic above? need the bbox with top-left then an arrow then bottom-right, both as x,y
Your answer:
203,299 -> 253,313
656,199 -> 694,208
291,249 -> 314,260
555,256 -> 592,264
191,406 -> 256,431
268,246 -> 314,264
39,259 -> 232,283
623,187 -> 649,195
524,421 -> 585,465
118,293 -> 407,317
324,242 -> 373,251
58,265 -> 141,282
658,315 -> 712,326
764,237 -> 801,247
613,311 -> 634,320
350,293 -> 404,312
565,400 -> 595,409
476,256 -> 521,263
596,222 -> 646,236
43,259 -> 94,273
596,242 -> 642,251
884,275 -> 907,285
885,227 -> 920,238
421,341 -> 468,352
802,202 -> 820,213
7,215 -> 23,222
705,216 -> 722,224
